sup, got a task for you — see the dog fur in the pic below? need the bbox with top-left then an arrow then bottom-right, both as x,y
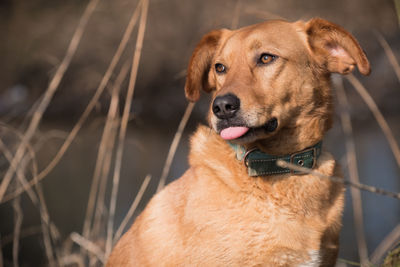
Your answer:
107,18 -> 370,266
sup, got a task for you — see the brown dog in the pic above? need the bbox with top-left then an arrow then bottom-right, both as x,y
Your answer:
107,18 -> 370,266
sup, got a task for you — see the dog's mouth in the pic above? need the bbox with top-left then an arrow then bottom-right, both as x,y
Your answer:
218,118 -> 278,142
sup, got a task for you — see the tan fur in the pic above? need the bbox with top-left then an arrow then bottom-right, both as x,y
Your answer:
108,18 -> 370,266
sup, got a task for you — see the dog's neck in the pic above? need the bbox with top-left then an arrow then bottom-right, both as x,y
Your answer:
249,87 -> 333,155
252,117 -> 329,155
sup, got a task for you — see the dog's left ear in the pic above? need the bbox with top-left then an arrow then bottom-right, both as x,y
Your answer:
184,29 -> 229,102
303,18 -> 370,75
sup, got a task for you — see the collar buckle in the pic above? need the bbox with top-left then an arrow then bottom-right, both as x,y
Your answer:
289,146 -> 317,174
243,147 -> 258,167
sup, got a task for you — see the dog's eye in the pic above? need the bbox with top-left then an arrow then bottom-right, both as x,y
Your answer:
215,63 -> 226,74
259,53 -> 277,64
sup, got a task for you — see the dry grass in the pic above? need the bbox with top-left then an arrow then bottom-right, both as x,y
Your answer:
156,102 -> 195,193
105,0 -> 149,257
334,76 -> 369,265
1,0 -> 151,265
0,1 -> 399,267
346,74 -> 400,169
113,174 -> 151,244
0,0 -> 101,202
371,224 -> 400,264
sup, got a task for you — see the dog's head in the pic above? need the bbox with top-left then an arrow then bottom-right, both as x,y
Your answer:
184,18 -> 370,154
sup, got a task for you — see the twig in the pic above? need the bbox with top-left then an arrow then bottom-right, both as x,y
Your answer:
0,135 -> 39,207
334,76 -> 369,264
346,74 -> 400,168
394,0 -> 400,27
12,196 -> 23,267
59,254 -> 85,267
70,233 -> 105,263
375,32 -> 400,82
26,131 -> 58,266
33,129 -> 69,152
113,174 -> 151,243
106,0 -> 149,257
91,118 -> 119,238
1,0 -> 143,204
82,61 -> 130,241
91,61 -> 130,239
276,160 -> 400,200
36,185 -> 56,267
0,127 -> 58,265
1,226 -> 42,248
337,258 -> 362,266
156,102 -> 195,192
370,224 -> 400,264
0,0 -> 100,202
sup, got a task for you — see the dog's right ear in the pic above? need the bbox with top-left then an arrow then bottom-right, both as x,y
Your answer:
303,18 -> 371,76
184,29 -> 229,102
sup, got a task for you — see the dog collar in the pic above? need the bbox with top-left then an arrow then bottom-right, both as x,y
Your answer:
228,141 -> 322,177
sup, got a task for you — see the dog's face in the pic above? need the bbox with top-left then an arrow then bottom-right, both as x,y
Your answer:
185,18 -> 370,153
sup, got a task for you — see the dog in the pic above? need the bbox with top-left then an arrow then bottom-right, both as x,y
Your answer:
107,18 -> 370,266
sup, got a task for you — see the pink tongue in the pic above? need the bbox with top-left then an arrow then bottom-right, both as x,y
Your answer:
220,127 -> 249,140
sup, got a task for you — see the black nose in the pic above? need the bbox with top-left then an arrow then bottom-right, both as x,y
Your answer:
212,94 -> 240,119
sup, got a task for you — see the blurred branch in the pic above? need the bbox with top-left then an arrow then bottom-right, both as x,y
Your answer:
113,174 -> 151,243
82,60 -> 129,241
70,233 -> 105,264
12,196 -> 22,267
0,129 -> 40,205
0,132 -> 58,266
1,0 -> 143,204
337,258 -> 362,266
91,61 -> 130,239
0,0 -> 100,202
0,226 -> 42,248
375,32 -> 400,82
346,74 -> 400,169
156,102 -> 195,193
394,0 -> 400,26
33,129 -> 70,152
106,0 -> 149,257
334,76 -> 369,265
371,224 -> 400,264
36,186 -> 57,266
276,160 -> 400,200
59,254 -> 85,267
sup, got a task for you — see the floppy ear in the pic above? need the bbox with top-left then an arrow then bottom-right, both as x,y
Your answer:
184,29 -> 228,102
305,18 -> 370,75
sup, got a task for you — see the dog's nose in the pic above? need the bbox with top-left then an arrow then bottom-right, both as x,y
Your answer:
212,94 -> 240,119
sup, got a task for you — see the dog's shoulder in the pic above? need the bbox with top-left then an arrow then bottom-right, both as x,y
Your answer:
188,125 -> 249,191
108,170 -> 196,266
189,124 -> 229,159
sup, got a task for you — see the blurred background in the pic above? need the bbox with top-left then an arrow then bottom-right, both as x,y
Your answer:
0,0 -> 399,266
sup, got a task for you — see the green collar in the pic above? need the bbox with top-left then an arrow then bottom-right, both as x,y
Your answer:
229,141 -> 322,177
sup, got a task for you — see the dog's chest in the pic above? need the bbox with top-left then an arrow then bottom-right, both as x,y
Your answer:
185,192 -> 323,266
